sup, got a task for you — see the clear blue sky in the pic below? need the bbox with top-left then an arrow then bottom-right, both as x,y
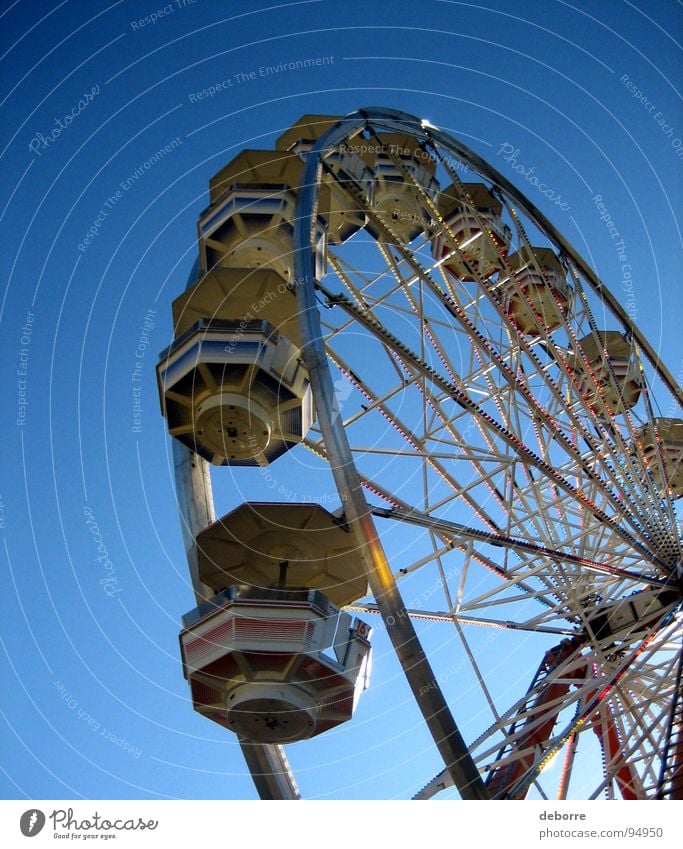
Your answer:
1,0 -> 681,801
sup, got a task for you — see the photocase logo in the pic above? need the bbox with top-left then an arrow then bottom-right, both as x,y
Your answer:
20,809 -> 46,837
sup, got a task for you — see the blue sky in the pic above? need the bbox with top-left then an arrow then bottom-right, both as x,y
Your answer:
1,0 -> 681,801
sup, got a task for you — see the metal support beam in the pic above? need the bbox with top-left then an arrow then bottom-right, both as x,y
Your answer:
656,640 -> 683,799
173,429 -> 300,800
345,603 -> 575,635
373,506 -> 671,587
294,116 -> 489,800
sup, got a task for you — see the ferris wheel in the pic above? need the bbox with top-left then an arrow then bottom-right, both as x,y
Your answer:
155,107 -> 683,800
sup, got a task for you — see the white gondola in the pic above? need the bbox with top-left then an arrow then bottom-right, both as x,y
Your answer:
156,268 -> 314,466
179,503 -> 372,743
180,586 -> 372,743
198,148 -> 327,279
634,418 -> 683,499
276,113 -> 372,244
500,246 -> 571,334
433,182 -> 511,282
572,331 -> 642,415
364,132 -> 440,243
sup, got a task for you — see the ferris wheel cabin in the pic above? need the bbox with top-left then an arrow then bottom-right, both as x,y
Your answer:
634,418 -> 683,499
571,331 -> 642,416
199,148 -> 327,280
364,132 -> 440,244
275,113 -> 373,245
156,267 -> 314,466
433,182 -> 512,282
179,503 -> 372,743
500,246 -> 571,335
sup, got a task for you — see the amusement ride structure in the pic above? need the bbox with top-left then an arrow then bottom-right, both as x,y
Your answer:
155,108 -> 683,800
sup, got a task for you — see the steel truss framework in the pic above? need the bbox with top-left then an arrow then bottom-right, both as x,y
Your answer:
290,108 -> 683,800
